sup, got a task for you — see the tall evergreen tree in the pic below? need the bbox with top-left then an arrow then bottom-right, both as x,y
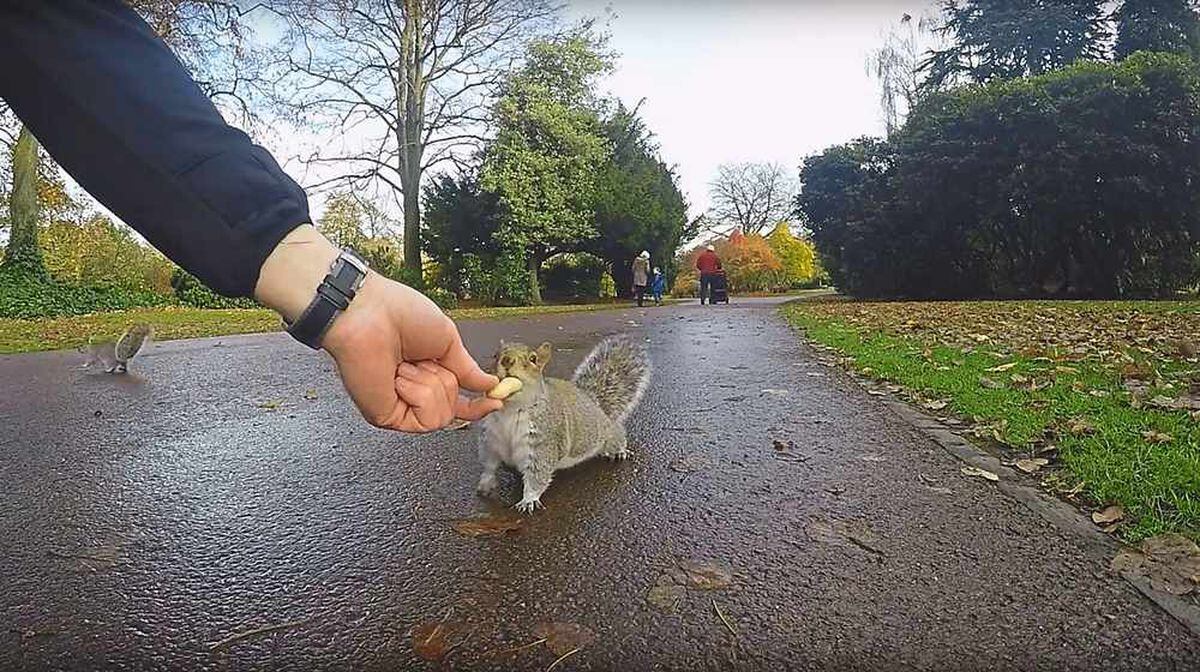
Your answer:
1114,0 -> 1200,59
922,0 -> 1110,88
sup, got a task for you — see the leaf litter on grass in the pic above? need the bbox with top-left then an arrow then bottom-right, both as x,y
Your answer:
783,299 -> 1200,544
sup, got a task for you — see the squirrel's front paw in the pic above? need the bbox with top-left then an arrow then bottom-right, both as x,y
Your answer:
513,498 -> 544,514
476,479 -> 499,498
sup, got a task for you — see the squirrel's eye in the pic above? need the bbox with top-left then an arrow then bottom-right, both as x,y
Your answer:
528,354 -> 538,364
500,356 -> 513,368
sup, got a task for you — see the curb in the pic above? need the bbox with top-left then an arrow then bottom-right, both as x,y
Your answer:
880,395 -> 1200,638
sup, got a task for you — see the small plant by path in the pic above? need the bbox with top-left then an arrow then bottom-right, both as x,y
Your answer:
782,299 -> 1200,544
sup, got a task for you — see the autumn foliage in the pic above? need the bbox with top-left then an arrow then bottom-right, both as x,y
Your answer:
673,226 -> 818,296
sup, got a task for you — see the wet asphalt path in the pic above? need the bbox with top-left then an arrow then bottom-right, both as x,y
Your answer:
2,298 -> 1198,671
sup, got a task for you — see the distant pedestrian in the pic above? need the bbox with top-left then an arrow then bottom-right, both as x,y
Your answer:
632,250 -> 651,307
696,244 -> 722,305
650,267 -> 666,305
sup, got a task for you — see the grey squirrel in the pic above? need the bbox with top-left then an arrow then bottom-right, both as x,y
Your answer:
477,335 -> 651,513
78,323 -> 153,373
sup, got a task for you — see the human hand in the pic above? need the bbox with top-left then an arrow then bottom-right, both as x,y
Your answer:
322,272 -> 502,431
255,225 -> 501,432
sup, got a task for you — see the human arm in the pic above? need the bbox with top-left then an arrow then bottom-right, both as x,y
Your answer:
0,1 -> 500,431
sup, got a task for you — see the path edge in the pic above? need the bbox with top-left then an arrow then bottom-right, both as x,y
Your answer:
879,395 -> 1200,638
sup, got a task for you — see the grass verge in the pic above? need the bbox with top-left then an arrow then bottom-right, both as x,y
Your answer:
0,300 -> 650,355
782,300 -> 1200,543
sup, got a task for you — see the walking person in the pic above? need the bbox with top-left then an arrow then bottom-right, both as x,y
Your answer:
650,267 -> 666,306
696,244 -> 722,305
632,250 -> 650,307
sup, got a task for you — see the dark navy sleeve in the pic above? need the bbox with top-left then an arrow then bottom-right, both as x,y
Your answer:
0,0 -> 310,297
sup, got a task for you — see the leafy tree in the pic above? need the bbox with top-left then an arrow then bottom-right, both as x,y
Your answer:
266,0 -> 560,270
317,192 -> 404,281
706,162 -> 796,236
766,222 -> 816,287
1114,0 -> 1200,59
866,12 -> 931,136
797,137 -> 897,295
481,32 -> 613,304
2,126 -> 46,277
589,101 -> 690,297
799,53 -> 1200,299
422,171 -> 504,298
922,0 -> 1110,89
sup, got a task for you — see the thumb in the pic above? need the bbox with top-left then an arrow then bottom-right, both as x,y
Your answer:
440,336 -> 499,393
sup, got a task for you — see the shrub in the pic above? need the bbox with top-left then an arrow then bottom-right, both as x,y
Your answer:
541,252 -> 608,301
799,53 -> 1200,298
0,265 -> 171,319
421,285 -> 459,310
170,268 -> 257,309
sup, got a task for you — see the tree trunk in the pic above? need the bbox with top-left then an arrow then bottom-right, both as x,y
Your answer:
398,0 -> 425,274
2,125 -> 46,277
527,252 -> 543,305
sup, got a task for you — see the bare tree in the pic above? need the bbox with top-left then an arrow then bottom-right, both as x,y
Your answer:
265,0 -> 560,270
706,162 -> 797,236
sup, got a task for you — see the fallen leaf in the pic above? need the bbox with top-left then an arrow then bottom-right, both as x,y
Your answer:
256,400 -> 282,410
978,376 -> 1004,390
866,389 -> 886,396
1091,505 -> 1125,525
1015,457 -> 1049,474
1141,430 -> 1173,444
922,399 -> 949,411
412,620 -> 458,661
1112,534 -> 1200,596
679,561 -> 733,590
961,466 -> 1000,482
1065,417 -> 1095,435
303,389 -> 318,400
532,622 -> 595,656
451,515 -> 523,537
646,584 -> 686,612
986,362 -> 1018,373
1054,365 -> 1079,375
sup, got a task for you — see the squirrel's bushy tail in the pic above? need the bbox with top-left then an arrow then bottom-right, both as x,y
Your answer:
571,335 -> 650,425
115,323 -> 152,363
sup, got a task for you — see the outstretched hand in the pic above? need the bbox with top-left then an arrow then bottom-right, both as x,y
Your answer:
323,273 -> 503,432
255,225 -> 501,433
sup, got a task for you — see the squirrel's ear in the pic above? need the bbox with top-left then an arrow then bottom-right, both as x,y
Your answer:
535,342 -> 553,367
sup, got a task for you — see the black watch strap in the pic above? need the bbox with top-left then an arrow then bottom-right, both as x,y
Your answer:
286,251 -> 368,349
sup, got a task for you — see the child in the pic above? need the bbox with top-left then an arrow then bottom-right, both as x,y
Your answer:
650,267 -> 666,305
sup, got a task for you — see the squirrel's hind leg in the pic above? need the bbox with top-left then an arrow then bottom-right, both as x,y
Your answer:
514,468 -> 553,514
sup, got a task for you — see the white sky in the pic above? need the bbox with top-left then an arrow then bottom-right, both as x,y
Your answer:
566,0 -> 933,218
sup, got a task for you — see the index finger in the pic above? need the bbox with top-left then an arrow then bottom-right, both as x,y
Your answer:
439,333 -> 499,393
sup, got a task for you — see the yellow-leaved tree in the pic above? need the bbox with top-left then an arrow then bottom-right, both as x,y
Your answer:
766,221 -> 816,288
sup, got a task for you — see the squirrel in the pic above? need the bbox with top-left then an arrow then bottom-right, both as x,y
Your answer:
78,323 -> 153,373
477,335 -> 651,513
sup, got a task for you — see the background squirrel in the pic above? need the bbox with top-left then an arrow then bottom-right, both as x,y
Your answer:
78,323 -> 152,373
477,335 -> 651,513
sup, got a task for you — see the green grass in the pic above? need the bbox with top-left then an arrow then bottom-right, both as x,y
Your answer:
782,301 -> 1200,543
0,300 -> 648,355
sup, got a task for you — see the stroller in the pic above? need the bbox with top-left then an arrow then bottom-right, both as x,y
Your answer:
708,269 -> 729,304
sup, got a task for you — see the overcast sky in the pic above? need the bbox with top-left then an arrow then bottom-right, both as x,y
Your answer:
74,0 -> 936,232
566,0 -> 933,218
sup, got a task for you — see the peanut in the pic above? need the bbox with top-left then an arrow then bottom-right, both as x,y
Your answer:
487,376 -> 523,400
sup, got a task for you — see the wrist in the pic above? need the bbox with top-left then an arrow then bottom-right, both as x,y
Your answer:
254,224 -> 341,323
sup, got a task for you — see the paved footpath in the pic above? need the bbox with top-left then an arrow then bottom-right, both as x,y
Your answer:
2,298 -> 1198,671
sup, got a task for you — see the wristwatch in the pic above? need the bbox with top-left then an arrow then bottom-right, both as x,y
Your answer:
285,250 -> 369,349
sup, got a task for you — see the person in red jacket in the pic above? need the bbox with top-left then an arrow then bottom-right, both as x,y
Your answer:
695,244 -> 722,305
